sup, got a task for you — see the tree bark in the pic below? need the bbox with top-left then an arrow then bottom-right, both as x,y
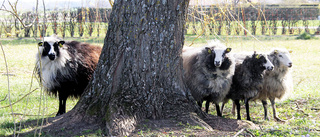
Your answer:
68,0 -> 205,136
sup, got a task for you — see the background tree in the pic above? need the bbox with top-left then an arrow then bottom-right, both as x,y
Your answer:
78,8 -> 85,37
69,10 -> 77,37
14,13 -> 21,37
50,12 -> 58,34
60,11 -> 67,38
2,15 -> 13,37
21,12 -> 35,37
45,0 -> 209,136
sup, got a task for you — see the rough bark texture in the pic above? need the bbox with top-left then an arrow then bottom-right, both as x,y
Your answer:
70,0 -> 203,136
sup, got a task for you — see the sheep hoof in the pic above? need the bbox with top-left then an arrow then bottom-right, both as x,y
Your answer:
56,112 -> 65,117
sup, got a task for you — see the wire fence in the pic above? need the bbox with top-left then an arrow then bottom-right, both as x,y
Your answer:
1,4 -> 319,38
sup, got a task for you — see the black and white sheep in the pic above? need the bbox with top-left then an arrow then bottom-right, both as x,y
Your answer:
36,36 -> 102,116
253,48 -> 293,121
182,40 -> 235,116
224,52 -> 274,121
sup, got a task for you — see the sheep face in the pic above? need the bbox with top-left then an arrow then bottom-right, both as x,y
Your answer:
38,37 -> 65,61
252,53 -> 274,71
205,47 -> 231,67
272,49 -> 293,68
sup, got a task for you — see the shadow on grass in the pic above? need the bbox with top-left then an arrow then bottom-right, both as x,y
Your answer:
1,116 -> 105,137
1,113 -> 259,137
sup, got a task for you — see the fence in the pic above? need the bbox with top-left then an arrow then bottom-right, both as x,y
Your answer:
187,4 -> 320,36
0,4 -> 319,38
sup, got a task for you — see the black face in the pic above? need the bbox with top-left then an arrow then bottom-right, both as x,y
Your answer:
253,54 -> 267,70
38,41 -> 64,60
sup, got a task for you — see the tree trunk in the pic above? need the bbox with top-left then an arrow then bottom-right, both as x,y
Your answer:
65,0 -> 205,136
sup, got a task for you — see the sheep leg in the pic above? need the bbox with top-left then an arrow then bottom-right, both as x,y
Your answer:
215,103 -> 222,117
221,100 -> 235,116
234,99 -> 241,120
221,99 -> 229,115
220,102 -> 225,114
197,101 -> 203,110
231,101 -> 236,116
205,101 -> 210,113
261,100 -> 269,120
270,98 -> 285,122
245,98 -> 251,121
56,94 -> 67,116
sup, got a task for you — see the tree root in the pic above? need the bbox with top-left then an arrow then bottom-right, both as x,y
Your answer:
233,128 -> 256,137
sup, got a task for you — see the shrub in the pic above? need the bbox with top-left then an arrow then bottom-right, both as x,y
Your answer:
297,32 -> 312,40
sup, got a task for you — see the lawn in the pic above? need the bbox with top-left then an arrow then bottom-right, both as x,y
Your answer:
0,35 -> 319,136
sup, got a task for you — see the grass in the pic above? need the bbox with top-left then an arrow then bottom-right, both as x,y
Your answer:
1,35 -> 320,136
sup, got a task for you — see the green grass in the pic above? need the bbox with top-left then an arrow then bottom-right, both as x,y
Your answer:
0,42 -> 78,136
1,35 -> 320,136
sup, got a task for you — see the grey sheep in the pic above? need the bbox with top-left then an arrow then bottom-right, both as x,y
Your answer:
182,40 -> 235,116
253,48 -> 293,122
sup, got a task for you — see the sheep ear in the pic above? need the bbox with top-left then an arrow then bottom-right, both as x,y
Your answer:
38,42 -> 43,47
225,48 -> 232,53
256,54 -> 260,59
289,50 -> 293,53
58,41 -> 65,47
274,50 -> 278,54
205,47 -> 212,54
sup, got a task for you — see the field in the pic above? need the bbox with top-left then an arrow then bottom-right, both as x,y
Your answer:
0,35 -> 320,136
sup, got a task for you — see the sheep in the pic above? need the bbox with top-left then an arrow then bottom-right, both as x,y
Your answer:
36,35 -> 102,116
253,48 -> 293,122
223,52 -> 274,121
182,40 -> 235,116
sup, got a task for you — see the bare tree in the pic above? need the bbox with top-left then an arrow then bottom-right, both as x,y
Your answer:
260,19 -> 266,35
50,12 -> 58,34
78,8 -> 86,37
14,12 -> 21,37
86,8 -> 95,37
281,20 -> 288,35
2,15 -> 14,37
20,12 -> 35,37
95,8 -> 101,37
59,11 -> 67,38
303,20 -> 309,33
0,23 -> 2,37
69,10 -> 77,37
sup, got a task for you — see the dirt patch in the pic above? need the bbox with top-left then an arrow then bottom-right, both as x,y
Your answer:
15,112 -> 104,137
131,114 -> 258,136
204,115 -> 258,131
15,112 -> 258,136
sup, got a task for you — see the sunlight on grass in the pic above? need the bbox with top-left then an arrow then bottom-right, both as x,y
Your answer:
1,36 -> 320,136
0,42 -> 79,136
